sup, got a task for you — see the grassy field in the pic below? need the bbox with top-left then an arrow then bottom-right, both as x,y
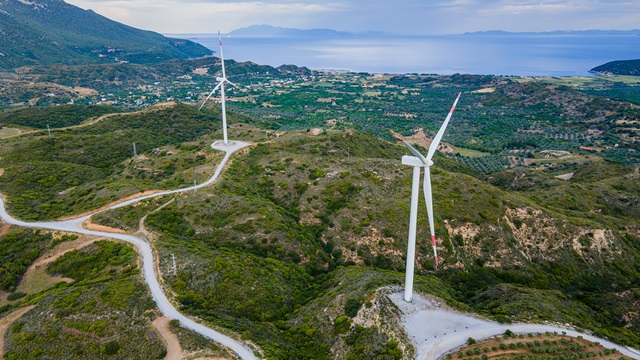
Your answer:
0,127 -> 23,139
453,146 -> 491,157
517,74 -> 640,89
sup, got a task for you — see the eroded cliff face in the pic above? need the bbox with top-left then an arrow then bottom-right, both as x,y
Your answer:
441,206 -> 632,270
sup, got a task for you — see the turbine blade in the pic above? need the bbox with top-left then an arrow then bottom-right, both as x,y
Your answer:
426,92 -> 461,161
225,79 -> 237,88
198,82 -> 222,110
423,166 -> 439,268
218,30 -> 227,79
395,137 -> 427,164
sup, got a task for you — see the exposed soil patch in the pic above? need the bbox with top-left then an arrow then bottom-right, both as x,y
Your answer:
555,172 -> 574,180
152,317 -> 183,360
71,86 -> 97,96
389,129 -> 454,155
83,218 -> 127,234
394,129 -> 432,150
0,222 -> 11,237
472,87 -> 496,93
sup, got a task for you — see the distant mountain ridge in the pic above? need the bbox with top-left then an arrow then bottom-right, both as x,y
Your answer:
462,29 -> 640,36
228,25 -> 640,38
228,24 -> 389,38
590,59 -> 640,76
0,0 -> 212,69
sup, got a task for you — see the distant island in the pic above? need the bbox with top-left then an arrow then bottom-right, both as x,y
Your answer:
228,25 -> 640,39
228,24 -> 390,38
591,59 -> 640,76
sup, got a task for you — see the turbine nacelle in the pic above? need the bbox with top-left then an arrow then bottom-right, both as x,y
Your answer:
216,77 -> 225,82
402,155 -> 433,167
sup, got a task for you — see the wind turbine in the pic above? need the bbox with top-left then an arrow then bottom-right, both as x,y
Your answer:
397,92 -> 461,303
199,30 -> 235,145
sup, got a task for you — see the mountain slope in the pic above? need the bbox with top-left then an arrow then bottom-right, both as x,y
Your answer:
0,0 -> 212,69
1,101 -> 639,357
591,59 -> 640,76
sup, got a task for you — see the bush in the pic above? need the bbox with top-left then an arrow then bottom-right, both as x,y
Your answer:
7,292 -> 27,301
344,297 -> 362,318
103,340 -> 120,355
334,316 -> 351,334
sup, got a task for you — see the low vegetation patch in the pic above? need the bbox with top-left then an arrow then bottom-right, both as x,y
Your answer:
447,331 -> 633,360
4,241 -> 165,359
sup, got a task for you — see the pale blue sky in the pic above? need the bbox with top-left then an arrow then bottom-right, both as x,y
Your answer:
64,0 -> 640,35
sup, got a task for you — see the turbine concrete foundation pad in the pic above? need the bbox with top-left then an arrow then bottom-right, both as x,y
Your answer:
211,140 -> 251,152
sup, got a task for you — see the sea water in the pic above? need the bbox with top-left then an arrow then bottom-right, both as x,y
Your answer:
169,33 -> 640,76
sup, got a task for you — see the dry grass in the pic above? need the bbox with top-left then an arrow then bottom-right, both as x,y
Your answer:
0,127 -> 22,139
454,147 -> 491,157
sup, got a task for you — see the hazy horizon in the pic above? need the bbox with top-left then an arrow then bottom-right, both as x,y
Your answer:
64,0 -> 640,35
168,25 -> 640,37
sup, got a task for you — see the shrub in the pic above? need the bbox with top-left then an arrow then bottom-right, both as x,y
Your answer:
103,340 -> 120,355
344,297 -> 362,318
334,316 -> 351,334
7,292 -> 27,301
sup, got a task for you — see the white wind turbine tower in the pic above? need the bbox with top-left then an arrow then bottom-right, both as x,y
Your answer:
199,30 -> 236,145
397,92 -> 461,303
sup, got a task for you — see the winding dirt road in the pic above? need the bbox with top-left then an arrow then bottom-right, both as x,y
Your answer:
0,140 -> 259,360
153,317 -> 183,360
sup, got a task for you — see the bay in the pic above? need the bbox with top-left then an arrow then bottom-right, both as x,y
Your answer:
168,33 -> 640,76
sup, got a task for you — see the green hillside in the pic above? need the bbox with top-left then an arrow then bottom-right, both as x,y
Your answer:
83,113 -> 637,356
0,103 -> 242,220
1,68 -> 639,359
2,239 -> 166,359
591,59 -> 640,76
0,0 -> 212,69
